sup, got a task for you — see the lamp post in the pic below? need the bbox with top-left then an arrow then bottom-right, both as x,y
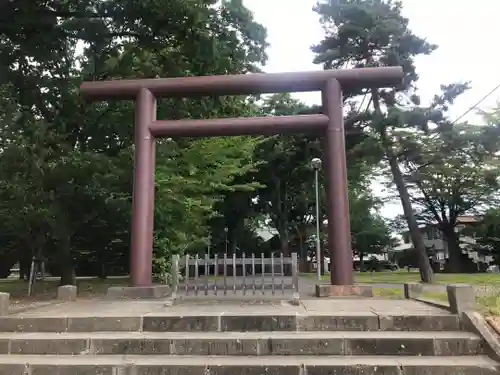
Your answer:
224,227 -> 228,256
311,158 -> 322,281
207,235 -> 211,259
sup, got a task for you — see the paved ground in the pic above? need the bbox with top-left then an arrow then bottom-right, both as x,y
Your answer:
7,292 -> 451,318
1,275 -> 455,317
2,275 -> 480,317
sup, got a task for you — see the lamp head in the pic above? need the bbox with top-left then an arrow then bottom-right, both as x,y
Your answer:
311,158 -> 322,170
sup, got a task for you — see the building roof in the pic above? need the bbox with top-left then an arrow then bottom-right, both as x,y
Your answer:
399,215 -> 482,235
255,226 -> 278,242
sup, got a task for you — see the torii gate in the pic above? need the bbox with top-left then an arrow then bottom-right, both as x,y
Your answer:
80,66 -> 403,296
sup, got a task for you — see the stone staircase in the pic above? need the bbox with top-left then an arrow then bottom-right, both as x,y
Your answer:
0,309 -> 498,374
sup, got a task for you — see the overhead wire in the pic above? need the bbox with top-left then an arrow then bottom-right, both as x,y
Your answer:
451,82 -> 500,124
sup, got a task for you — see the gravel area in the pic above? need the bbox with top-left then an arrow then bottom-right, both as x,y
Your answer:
8,300 -> 59,314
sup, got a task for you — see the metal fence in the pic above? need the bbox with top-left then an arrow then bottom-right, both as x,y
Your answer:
170,252 -> 299,297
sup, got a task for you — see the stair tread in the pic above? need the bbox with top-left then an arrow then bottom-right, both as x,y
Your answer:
0,354 -> 495,367
4,311 -> 455,317
0,330 -> 480,339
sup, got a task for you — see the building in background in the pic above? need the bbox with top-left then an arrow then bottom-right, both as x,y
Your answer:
391,215 -> 494,271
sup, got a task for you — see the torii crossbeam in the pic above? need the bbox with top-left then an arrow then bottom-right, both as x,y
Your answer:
80,66 -> 403,293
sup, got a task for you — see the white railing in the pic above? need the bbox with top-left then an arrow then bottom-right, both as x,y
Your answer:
170,252 -> 299,297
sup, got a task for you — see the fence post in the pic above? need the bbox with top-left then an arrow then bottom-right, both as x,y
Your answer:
232,253 -> 237,295
242,252 -> 246,295
223,253 -> 228,295
214,254 -> 218,295
280,252 -> 285,295
251,253 -> 256,295
184,254 -> 189,295
170,254 -> 179,298
261,253 -> 265,295
204,253 -> 209,296
291,253 -> 299,293
194,254 -> 199,296
271,252 -> 275,295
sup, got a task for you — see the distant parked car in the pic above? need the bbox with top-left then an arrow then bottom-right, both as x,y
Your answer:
358,259 -> 399,272
487,265 -> 499,273
381,261 -> 399,271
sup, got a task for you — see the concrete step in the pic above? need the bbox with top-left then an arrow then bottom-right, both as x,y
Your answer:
0,354 -> 497,375
0,313 -> 461,332
0,331 -> 484,356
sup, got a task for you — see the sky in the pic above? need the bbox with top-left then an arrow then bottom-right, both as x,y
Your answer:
243,0 -> 500,219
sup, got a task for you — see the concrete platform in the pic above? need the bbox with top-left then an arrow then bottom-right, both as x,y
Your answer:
107,284 -> 171,299
8,297 -> 451,317
301,298 -> 452,314
0,354 -> 497,375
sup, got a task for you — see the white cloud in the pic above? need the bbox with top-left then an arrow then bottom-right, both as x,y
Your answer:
244,0 -> 500,218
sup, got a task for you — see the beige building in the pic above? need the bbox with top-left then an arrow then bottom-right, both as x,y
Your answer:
393,216 -> 494,269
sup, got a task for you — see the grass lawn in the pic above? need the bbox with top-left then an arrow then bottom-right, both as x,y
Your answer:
0,277 -> 130,301
348,271 -> 500,316
374,287 -> 500,316
306,271 -> 500,285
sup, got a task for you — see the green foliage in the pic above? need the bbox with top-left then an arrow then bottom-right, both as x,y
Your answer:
0,0 -> 416,286
312,0 -> 500,274
403,123 -> 500,226
312,0 -> 440,281
474,209 -> 500,265
253,93 -> 389,259
0,0 -> 269,284
350,193 -> 394,257
153,135 -> 262,273
312,0 -> 436,87
395,92 -> 500,271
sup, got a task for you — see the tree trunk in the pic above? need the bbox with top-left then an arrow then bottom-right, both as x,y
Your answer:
20,255 -> 30,281
58,234 -> 76,286
225,220 -> 238,256
98,248 -> 107,279
359,252 -> 365,272
296,228 -> 304,260
370,89 -> 433,283
442,228 -> 462,273
279,229 -> 289,256
270,173 -> 289,257
387,153 -> 433,282
276,211 -> 289,256
229,227 -> 237,255
280,189 -> 290,256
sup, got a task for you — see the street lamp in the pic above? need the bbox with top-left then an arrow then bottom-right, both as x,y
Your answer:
207,235 -> 211,259
224,227 -> 228,256
311,158 -> 322,281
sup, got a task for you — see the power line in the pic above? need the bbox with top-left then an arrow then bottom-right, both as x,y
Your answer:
452,82 -> 500,124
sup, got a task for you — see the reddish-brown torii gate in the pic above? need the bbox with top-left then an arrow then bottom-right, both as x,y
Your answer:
80,67 -> 403,292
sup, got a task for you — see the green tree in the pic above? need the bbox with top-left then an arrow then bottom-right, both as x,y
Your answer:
351,194 -> 393,268
254,92 -> 385,271
312,0 -> 436,282
0,0 -> 270,285
398,94 -> 500,271
253,94 -> 315,255
474,209 -> 500,266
